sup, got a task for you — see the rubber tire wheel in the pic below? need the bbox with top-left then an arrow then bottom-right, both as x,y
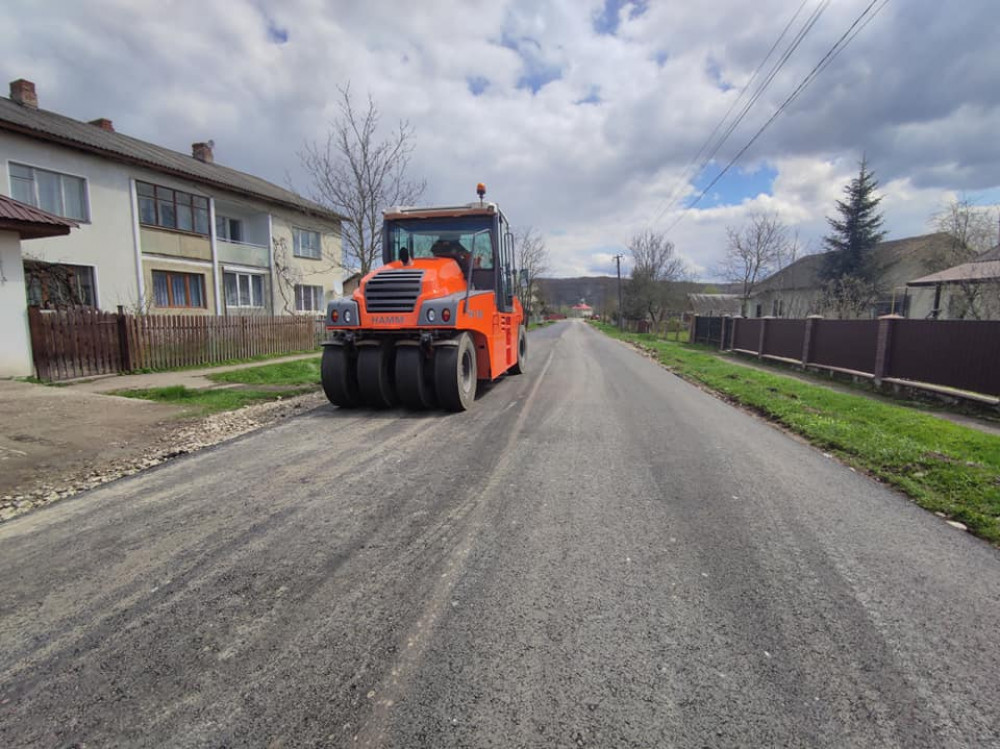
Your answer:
357,342 -> 398,408
395,346 -> 435,410
321,345 -> 360,408
435,333 -> 477,412
509,325 -> 527,375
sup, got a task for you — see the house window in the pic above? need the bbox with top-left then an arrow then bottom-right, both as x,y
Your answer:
137,182 -> 209,235
216,215 -> 244,242
224,272 -> 264,308
9,163 -> 89,221
25,262 -> 96,307
152,270 -> 206,308
293,228 -> 322,259
294,284 -> 324,312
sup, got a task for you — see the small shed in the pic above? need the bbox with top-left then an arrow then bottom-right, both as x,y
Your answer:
687,293 -> 742,318
0,195 -> 77,376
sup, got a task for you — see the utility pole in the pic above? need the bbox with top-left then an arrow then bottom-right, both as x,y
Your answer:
614,254 -> 624,331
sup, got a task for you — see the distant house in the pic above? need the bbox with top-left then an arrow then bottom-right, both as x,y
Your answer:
749,233 -> 953,319
571,302 -> 593,318
342,272 -> 363,297
686,293 -> 742,318
907,245 -> 1000,319
0,194 -> 76,375
0,78 -> 344,317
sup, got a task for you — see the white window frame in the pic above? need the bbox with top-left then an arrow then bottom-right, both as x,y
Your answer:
224,271 -> 265,309
216,215 -> 244,243
294,284 -> 324,312
293,228 -> 322,259
8,161 -> 90,222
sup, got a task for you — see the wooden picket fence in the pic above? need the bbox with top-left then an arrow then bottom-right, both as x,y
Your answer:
28,307 -> 320,382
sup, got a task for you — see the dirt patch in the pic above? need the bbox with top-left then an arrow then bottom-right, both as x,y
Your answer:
0,380 -> 327,522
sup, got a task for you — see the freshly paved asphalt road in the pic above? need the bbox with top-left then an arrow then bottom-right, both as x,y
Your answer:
2,320 -> 999,748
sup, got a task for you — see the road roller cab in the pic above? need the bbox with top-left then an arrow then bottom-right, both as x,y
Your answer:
322,185 -> 526,411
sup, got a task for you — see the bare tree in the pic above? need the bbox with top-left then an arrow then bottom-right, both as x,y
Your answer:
928,197 -> 1000,319
819,275 -> 880,319
624,229 -> 686,323
512,226 -> 549,320
300,85 -> 426,276
718,211 -> 792,315
931,197 -> 998,266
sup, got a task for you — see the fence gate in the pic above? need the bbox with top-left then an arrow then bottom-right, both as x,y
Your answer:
28,307 -> 124,381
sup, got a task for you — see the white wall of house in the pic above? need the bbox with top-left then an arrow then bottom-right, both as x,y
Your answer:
0,130 -> 344,316
0,132 -> 346,315
0,230 -> 32,376
270,207 -> 343,315
0,131 -> 138,309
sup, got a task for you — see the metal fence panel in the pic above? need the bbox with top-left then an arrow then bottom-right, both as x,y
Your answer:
733,318 -> 762,352
889,320 -> 1000,396
764,319 -> 806,360
810,320 -> 878,374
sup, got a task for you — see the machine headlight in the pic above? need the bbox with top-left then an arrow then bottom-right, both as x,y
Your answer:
344,310 -> 352,323
427,309 -> 436,322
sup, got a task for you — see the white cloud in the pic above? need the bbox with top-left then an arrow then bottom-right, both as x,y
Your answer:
2,0 -> 997,278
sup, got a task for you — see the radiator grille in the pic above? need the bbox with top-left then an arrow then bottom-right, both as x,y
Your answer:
364,269 -> 425,313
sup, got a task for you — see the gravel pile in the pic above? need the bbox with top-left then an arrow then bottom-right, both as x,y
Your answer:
0,391 -> 328,523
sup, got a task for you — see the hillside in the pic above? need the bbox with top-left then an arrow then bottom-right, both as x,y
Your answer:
536,277 -> 729,313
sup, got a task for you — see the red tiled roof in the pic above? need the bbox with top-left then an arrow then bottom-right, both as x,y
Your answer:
0,194 -> 77,239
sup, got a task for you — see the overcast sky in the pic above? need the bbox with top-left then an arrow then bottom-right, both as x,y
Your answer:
4,0 -> 998,278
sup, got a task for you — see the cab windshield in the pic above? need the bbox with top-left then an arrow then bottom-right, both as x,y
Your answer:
386,217 -> 494,270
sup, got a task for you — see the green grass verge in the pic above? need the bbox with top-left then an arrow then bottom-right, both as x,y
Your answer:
113,384 -> 315,415
126,348 -> 321,374
208,356 -> 321,386
592,321 -> 1000,545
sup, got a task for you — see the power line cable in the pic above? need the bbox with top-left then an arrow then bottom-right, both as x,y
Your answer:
649,0 -> 811,224
663,0 -> 890,234
650,0 -> 828,227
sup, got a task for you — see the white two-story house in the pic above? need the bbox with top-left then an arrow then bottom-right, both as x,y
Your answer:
0,78 -> 344,317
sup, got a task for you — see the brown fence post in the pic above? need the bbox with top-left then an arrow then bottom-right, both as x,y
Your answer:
27,306 -> 47,381
758,316 -> 772,358
873,314 -> 901,386
801,314 -> 822,367
116,305 -> 132,373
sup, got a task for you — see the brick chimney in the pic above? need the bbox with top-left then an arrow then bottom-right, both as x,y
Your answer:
89,118 -> 114,132
192,141 -> 214,164
10,79 -> 38,109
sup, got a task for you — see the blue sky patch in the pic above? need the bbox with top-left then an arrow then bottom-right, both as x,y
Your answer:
575,87 -> 602,105
266,20 -> 288,44
593,0 -> 649,35
705,58 -> 733,92
497,29 -> 560,94
467,76 -> 489,96
517,67 -> 562,94
689,163 -> 778,208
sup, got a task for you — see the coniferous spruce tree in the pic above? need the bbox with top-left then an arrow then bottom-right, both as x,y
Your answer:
821,156 -> 887,282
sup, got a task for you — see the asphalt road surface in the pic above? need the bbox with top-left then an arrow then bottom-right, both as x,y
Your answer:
2,320 -> 999,748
